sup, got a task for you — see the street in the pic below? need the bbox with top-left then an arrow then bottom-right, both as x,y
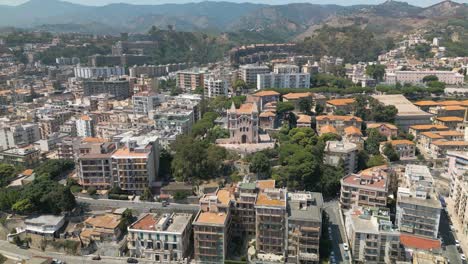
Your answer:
440,208 -> 463,264
324,200 -> 350,264
76,195 -> 200,214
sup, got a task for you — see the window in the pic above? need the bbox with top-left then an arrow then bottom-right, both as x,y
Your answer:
173,235 -> 177,242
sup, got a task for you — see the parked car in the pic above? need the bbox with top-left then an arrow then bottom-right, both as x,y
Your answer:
456,240 -> 461,248
343,243 -> 349,251
162,201 -> 169,207
461,254 -> 466,261
92,255 -> 101,261
127,258 -> 138,263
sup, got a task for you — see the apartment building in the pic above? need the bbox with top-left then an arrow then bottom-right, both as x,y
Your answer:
256,73 -> 310,90
418,131 -> 464,155
176,70 -> 204,91
282,92 -> 314,112
0,145 -> 40,168
429,105 -> 467,118
286,192 -> 323,264
448,151 -> 468,236
323,141 -> 358,175
77,139 -> 116,190
367,123 -> 398,139
380,140 -> 416,159
396,165 -> 441,239
0,123 -> 40,150
82,79 -> 131,99
409,124 -> 449,139
239,64 -> 270,87
193,189 -> 233,264
326,98 -> 356,114
340,166 -> 393,209
255,188 -> 288,258
76,115 -> 95,138
345,207 -> 402,263
385,70 -> 464,85
129,63 -> 189,78
127,213 -> 193,262
74,66 -> 125,79
273,64 -> 299,74
233,182 -> 259,236
204,76 -> 229,98
82,213 -> 122,243
57,136 -> 81,160
152,108 -> 195,135
132,91 -> 166,116
430,140 -> 468,159
316,115 -> 363,136
434,116 -> 464,130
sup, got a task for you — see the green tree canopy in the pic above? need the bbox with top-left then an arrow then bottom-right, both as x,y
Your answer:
249,152 -> 272,179
366,64 -> 386,82
422,75 -> 439,83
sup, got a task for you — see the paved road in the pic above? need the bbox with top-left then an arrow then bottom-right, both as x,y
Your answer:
439,209 -> 463,264
324,200 -> 350,264
76,196 -> 200,213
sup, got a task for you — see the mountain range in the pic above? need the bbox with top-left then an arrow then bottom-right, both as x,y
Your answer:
0,0 -> 466,38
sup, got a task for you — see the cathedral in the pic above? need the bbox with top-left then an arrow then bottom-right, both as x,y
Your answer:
227,102 -> 259,144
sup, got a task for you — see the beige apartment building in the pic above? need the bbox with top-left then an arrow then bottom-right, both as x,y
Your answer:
385,70 -> 464,85
380,140 -> 416,159
324,141 -> 358,175
316,115 -> 363,136
448,151 -> 468,237
176,70 -> 204,91
340,166 -> 393,209
77,138 -> 116,189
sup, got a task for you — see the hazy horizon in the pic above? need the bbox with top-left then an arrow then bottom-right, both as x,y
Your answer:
0,0 -> 466,7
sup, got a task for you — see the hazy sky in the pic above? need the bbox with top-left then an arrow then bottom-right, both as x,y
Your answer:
0,0 -> 466,7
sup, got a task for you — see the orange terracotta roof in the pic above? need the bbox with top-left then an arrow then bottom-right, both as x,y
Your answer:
130,214 -> 159,230
85,214 -> 121,229
409,124 -> 448,130
436,116 -> 463,122
388,139 -> 415,146
443,105 -> 466,111
436,131 -> 464,137
297,114 -> 312,123
344,126 -> 362,136
82,137 -> 107,143
254,90 -> 280,97
196,212 -> 227,225
420,132 -> 444,139
255,193 -> 286,207
80,229 -> 101,238
320,125 -> 338,134
216,189 -> 233,206
327,98 -> 355,106
237,103 -> 255,114
367,123 -> 398,130
438,100 -> 462,106
80,115 -> 92,121
21,169 -> 34,176
113,147 -> 150,158
414,100 -> 438,107
259,111 -> 276,118
400,234 -> 441,250
283,92 -> 312,100
432,140 -> 468,146
316,115 -> 363,122
256,180 -> 275,190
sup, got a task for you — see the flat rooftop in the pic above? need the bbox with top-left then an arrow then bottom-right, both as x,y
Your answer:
195,211 -> 228,225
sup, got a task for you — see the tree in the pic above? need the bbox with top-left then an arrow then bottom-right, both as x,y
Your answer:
298,98 -> 312,114
383,143 -> 400,161
315,104 -> 324,115
365,129 -> 387,155
422,75 -> 439,83
367,155 -> 387,168
366,64 -> 386,82
249,152 -> 271,179
159,148 -> 173,179
12,199 -> 33,214
357,150 -> 370,171
0,164 -> 17,188
233,80 -> 248,94
140,188 -> 154,202
87,187 -> 97,196
119,209 -> 134,234
277,101 -> 295,115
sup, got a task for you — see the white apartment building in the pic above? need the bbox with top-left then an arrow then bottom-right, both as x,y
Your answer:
396,164 -> 441,239
239,64 -> 270,87
128,213 -> 193,262
273,64 -> 299,74
25,215 -> 65,238
323,141 -> 358,175
203,76 -> 229,98
0,123 -> 40,150
345,207 -> 401,263
448,151 -> 468,237
256,73 -> 310,90
74,66 -> 125,79
132,91 -> 166,116
76,115 -> 95,137
385,70 -> 465,85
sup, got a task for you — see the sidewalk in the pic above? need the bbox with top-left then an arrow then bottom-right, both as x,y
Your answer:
446,197 -> 468,254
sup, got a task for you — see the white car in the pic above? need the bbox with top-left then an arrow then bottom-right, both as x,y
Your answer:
343,243 -> 349,251
456,240 -> 461,248
450,225 -> 455,231
461,254 -> 466,261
